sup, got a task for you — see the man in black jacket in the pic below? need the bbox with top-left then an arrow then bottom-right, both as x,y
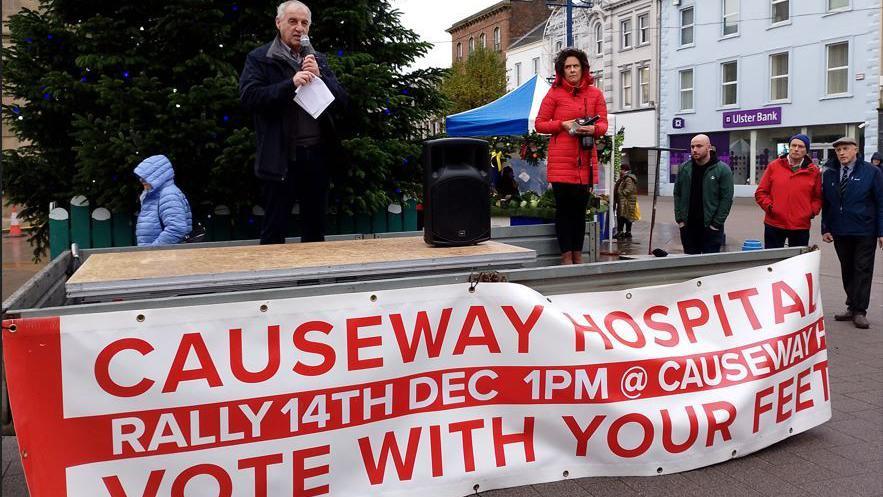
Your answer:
239,0 -> 348,244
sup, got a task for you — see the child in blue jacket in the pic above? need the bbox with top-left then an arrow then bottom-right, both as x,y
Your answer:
134,155 -> 192,246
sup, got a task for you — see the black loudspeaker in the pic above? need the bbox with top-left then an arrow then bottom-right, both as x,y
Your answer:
423,138 -> 491,246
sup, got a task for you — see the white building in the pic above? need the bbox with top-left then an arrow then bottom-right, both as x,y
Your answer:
506,20 -> 553,91
658,0 -> 881,197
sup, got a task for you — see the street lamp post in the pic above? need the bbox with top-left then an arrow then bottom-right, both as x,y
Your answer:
544,0 -> 595,47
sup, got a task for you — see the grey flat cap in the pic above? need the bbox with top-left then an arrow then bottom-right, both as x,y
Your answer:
832,136 -> 858,147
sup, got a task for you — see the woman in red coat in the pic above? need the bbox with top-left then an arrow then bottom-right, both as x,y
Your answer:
754,134 -> 822,248
535,48 -> 608,264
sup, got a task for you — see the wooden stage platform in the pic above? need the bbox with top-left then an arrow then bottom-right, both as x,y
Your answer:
66,237 -> 536,300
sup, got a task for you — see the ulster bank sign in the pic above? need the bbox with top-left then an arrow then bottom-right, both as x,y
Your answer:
722,107 -> 782,129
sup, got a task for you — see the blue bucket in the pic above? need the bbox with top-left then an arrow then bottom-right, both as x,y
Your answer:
742,239 -> 763,251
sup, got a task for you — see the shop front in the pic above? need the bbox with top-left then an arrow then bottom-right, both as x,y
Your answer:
666,122 -> 863,197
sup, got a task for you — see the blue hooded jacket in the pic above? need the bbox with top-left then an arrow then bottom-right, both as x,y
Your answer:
134,155 -> 192,245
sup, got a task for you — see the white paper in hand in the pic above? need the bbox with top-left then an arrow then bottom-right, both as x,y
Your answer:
294,78 -> 335,119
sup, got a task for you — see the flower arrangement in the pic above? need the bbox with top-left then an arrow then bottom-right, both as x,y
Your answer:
491,188 -> 606,221
518,131 -> 549,166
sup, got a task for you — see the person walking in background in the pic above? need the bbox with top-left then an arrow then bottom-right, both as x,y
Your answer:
239,1 -> 348,245
614,165 -> 638,239
134,155 -> 192,246
754,133 -> 822,248
871,152 -> 881,169
673,134 -> 734,254
821,137 -> 883,329
534,47 -> 608,265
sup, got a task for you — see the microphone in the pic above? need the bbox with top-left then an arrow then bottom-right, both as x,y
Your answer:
300,34 -> 315,58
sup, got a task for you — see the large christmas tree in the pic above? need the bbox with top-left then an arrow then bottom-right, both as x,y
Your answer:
2,0 -> 447,258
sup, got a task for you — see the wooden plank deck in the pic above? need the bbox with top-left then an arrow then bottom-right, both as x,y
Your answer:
66,237 -> 535,299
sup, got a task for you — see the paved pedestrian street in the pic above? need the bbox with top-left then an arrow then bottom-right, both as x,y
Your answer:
2,197 -> 881,497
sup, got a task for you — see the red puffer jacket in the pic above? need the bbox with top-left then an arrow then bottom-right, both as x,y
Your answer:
754,156 -> 822,230
534,73 -> 608,185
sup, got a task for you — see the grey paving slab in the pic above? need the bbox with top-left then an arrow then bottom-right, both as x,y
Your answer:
826,441 -> 883,464
477,484 -> 543,497
842,390 -> 883,408
826,419 -> 883,444
620,474 -> 704,497
678,465 -> 744,487
573,476 -> 636,497
762,459 -> 843,484
725,467 -> 812,497
791,447 -> 880,477
798,473 -> 883,497
830,393 -> 879,413
530,478 -> 594,497
848,409 -> 883,424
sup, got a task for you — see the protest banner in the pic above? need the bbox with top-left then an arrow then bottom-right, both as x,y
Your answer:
3,251 -> 830,496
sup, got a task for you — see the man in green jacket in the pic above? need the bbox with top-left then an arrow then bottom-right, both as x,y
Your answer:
673,134 -> 734,254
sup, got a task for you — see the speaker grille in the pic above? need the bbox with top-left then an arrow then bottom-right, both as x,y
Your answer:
423,138 -> 491,247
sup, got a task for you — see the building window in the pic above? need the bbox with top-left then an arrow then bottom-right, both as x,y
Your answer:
721,61 -> 738,106
771,0 -> 789,23
532,57 -> 540,75
722,0 -> 739,36
770,52 -> 789,101
556,40 -> 563,52
826,42 -> 849,95
514,62 -> 522,86
493,27 -> 501,51
639,66 -> 650,106
621,19 -> 632,49
638,14 -> 649,45
594,23 -> 603,55
827,0 -> 849,11
456,42 -> 462,61
680,7 -> 694,46
621,69 -> 632,108
679,69 -> 694,111
479,33 -> 487,49
593,70 -> 604,90
468,37 -> 475,53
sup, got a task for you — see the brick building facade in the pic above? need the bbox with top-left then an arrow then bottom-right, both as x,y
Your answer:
446,0 -> 549,64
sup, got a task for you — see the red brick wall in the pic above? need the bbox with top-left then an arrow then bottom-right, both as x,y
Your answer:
448,0 -> 549,64
449,6 -> 509,63
509,0 -> 550,41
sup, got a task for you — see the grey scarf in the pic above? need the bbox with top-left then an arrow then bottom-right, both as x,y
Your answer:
268,35 -> 302,71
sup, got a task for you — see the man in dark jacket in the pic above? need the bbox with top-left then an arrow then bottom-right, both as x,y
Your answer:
821,137 -> 883,329
239,0 -> 348,245
673,134 -> 734,254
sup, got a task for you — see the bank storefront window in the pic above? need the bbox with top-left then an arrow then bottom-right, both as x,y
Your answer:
668,125 -> 849,186
728,131 -> 751,185
756,127 -> 801,180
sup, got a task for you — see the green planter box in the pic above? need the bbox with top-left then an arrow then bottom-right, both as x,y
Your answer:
338,214 -> 355,234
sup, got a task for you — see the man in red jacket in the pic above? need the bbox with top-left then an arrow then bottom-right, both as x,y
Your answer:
754,134 -> 822,248
534,48 -> 608,265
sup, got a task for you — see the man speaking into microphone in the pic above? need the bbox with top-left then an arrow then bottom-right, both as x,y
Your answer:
240,1 -> 348,245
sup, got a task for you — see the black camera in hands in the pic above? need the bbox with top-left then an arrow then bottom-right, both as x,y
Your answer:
575,115 -> 601,150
